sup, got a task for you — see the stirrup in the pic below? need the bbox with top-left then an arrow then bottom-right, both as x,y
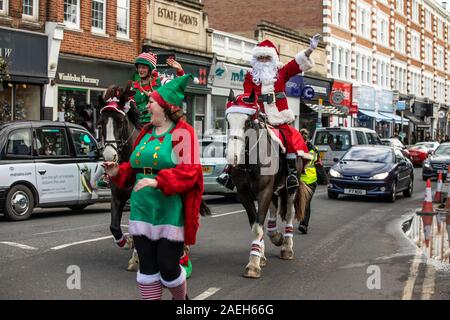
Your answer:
286,174 -> 299,194
216,173 -> 235,190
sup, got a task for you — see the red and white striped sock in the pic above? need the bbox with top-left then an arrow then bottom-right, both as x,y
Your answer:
138,281 -> 162,300
168,280 -> 187,300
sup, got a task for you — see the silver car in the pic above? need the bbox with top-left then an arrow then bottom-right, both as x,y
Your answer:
200,136 -> 236,196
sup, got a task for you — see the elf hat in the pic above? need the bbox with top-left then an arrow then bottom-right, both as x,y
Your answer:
134,52 -> 157,71
151,74 -> 199,108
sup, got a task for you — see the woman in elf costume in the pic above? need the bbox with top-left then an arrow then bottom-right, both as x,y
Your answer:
133,52 -> 185,124
103,74 -> 204,300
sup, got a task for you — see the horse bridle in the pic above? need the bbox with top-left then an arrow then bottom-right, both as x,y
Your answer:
99,113 -> 136,162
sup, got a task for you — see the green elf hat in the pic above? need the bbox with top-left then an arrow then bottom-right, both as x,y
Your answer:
151,74 -> 199,108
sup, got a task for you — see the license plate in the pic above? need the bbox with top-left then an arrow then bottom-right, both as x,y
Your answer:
344,188 -> 366,195
202,166 -> 214,174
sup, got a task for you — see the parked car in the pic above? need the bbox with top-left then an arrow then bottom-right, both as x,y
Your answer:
407,142 -> 438,166
412,141 -> 440,153
0,121 -> 104,221
422,142 -> 450,180
381,138 -> 411,160
312,127 -> 382,170
200,135 -> 236,196
328,145 -> 414,202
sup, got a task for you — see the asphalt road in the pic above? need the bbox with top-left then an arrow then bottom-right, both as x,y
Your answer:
0,168 -> 449,300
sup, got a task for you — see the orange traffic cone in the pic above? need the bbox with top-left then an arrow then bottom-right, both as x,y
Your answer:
417,179 -> 436,248
434,171 -> 443,203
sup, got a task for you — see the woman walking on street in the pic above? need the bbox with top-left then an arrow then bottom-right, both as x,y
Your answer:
103,74 -> 205,300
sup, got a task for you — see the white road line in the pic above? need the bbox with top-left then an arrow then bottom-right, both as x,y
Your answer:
192,287 -> 221,300
211,210 -> 245,218
0,241 -> 38,250
31,224 -> 109,236
421,264 -> 436,300
50,235 -> 113,250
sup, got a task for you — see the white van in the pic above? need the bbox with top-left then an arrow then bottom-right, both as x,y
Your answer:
312,127 -> 382,169
0,121 -> 105,221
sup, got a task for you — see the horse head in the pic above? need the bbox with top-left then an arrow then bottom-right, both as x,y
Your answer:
225,89 -> 259,167
98,82 -> 139,163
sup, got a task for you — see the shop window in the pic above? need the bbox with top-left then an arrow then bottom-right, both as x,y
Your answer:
0,84 -> 13,122
194,95 -> 206,138
6,129 -> 32,156
211,95 -> 227,135
58,87 -> 88,123
35,128 -> 69,157
15,84 -> 40,120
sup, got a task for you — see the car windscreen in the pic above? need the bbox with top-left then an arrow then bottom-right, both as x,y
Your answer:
314,130 -> 351,151
434,145 -> 450,156
342,147 -> 393,163
201,141 -> 226,158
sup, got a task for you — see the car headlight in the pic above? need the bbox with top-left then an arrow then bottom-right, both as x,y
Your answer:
329,169 -> 343,178
370,172 -> 389,180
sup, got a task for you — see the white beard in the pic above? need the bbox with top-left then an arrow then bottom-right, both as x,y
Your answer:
250,59 -> 278,86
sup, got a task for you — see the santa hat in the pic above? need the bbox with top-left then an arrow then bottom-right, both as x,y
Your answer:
251,40 -> 280,61
135,52 -> 157,71
151,74 -> 199,109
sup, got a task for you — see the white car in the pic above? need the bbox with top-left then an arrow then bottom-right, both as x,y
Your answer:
0,121 -> 105,221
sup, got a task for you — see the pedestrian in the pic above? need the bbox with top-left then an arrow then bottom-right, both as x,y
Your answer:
103,74 -> 205,300
133,52 -> 185,125
298,128 -> 319,234
217,34 -> 321,192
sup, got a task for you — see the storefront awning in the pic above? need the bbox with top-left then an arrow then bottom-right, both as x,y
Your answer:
403,110 -> 430,128
379,112 -> 409,125
305,104 -> 345,115
359,109 -> 391,122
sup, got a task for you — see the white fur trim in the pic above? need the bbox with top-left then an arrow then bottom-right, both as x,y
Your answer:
265,104 -> 295,126
226,106 -> 257,116
160,266 -> 186,288
106,97 -> 120,103
286,153 -> 297,159
295,50 -> 315,72
298,150 -> 314,160
137,272 -> 161,285
266,127 -> 286,153
261,84 -> 275,94
251,46 -> 279,60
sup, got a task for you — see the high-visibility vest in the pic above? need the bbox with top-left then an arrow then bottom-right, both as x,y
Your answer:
301,149 -> 318,185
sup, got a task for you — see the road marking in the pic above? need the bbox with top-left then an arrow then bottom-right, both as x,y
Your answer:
421,264 -> 436,300
402,250 -> 423,300
211,210 -> 245,218
192,287 -> 221,300
50,235 -> 113,250
31,224 -> 109,236
0,241 -> 37,250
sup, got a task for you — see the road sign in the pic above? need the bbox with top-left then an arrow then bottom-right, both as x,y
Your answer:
302,86 -> 315,99
396,101 -> 406,111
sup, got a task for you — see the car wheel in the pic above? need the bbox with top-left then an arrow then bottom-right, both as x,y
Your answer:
4,185 -> 34,221
328,191 -> 339,199
68,204 -> 89,211
386,181 -> 397,202
403,176 -> 414,197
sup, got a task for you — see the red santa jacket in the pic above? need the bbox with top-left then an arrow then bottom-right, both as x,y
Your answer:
110,120 -> 203,245
244,52 -> 313,126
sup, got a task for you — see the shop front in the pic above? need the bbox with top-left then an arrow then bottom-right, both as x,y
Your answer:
143,47 -> 212,137
54,54 -> 135,124
406,98 -> 433,143
0,28 -> 48,122
330,80 -> 353,128
209,61 -> 250,135
354,85 -> 390,131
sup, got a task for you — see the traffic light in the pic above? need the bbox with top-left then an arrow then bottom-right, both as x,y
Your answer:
79,104 -> 95,133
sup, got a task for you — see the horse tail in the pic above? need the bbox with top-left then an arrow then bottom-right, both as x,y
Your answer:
295,180 -> 312,222
200,199 -> 212,216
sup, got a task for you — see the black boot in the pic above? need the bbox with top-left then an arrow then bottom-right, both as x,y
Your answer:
216,166 -> 235,190
286,158 -> 299,194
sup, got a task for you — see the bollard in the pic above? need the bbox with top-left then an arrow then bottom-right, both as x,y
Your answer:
417,179 -> 437,249
434,171 -> 443,203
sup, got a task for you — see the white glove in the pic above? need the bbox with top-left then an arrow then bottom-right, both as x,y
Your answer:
310,34 -> 321,50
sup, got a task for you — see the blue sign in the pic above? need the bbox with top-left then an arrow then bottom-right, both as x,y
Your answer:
396,101 -> 406,111
377,90 -> 393,113
285,75 -> 303,97
356,86 -> 376,111
302,86 -> 315,99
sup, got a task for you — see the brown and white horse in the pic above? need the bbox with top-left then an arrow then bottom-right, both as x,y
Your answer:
225,90 -> 311,278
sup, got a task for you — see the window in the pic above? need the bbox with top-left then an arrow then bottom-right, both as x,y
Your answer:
396,0 -> 403,14
0,0 -> 8,15
437,19 -> 443,39
117,0 -> 130,38
35,128 -> 70,157
92,0 -> 106,33
412,0 -> 419,23
425,10 -> 432,31
332,0 -> 349,28
330,45 -> 350,81
70,129 -> 98,157
425,39 -> 433,65
356,131 -> 366,144
377,15 -> 389,46
395,25 -> 405,53
437,47 -> 444,70
64,0 -> 80,29
366,133 -> 381,145
411,32 -> 420,60
22,0 -> 38,20
355,53 -> 360,82
357,4 -> 370,38
314,130 -> 351,151
7,129 -> 32,157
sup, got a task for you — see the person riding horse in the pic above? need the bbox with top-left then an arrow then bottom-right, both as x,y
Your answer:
217,35 -> 321,193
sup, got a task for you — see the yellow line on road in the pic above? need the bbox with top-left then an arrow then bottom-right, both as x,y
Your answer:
402,249 -> 422,300
421,264 -> 436,300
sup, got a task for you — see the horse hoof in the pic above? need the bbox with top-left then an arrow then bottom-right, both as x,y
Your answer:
260,257 -> 267,267
127,261 -> 138,272
243,267 -> 261,279
270,233 -> 284,247
280,250 -> 294,260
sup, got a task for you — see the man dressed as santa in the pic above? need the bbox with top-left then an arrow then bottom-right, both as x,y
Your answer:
217,34 -> 321,193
